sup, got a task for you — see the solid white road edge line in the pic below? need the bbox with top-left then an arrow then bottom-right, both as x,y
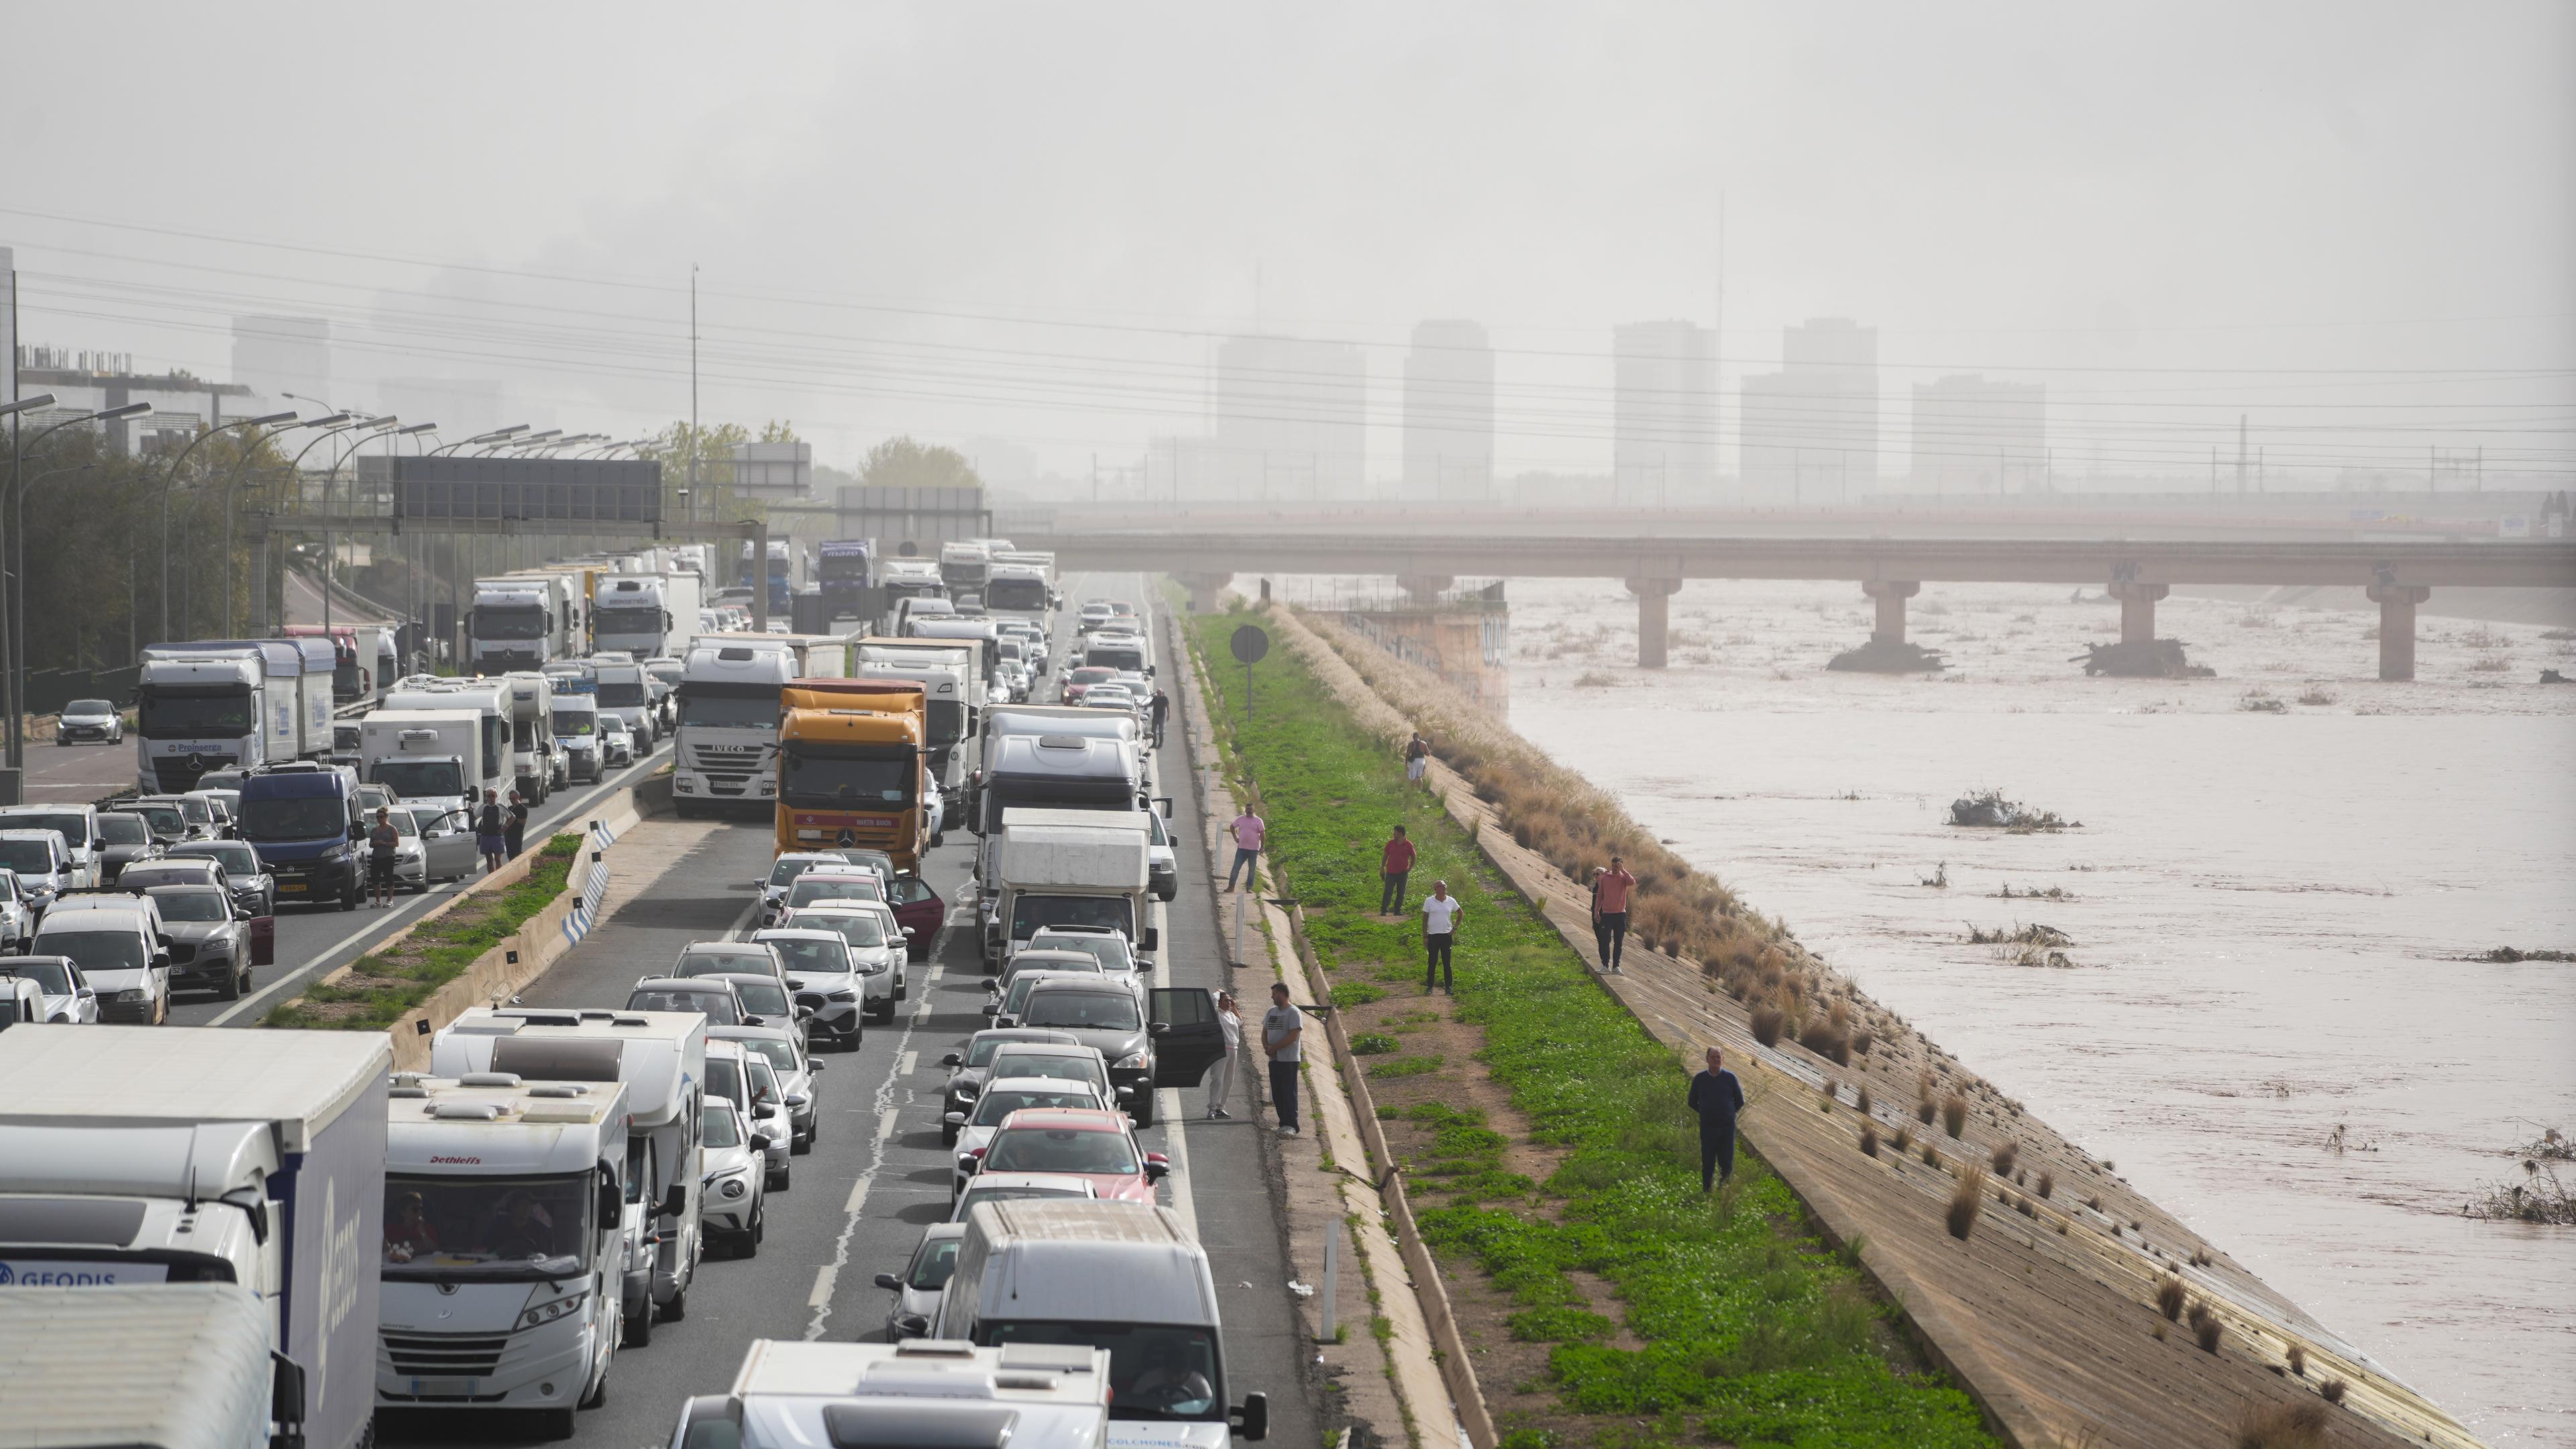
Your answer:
1157,1089 -> 1200,1242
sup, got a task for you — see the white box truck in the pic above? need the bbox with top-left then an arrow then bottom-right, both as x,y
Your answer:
133,650 -> 275,793
357,709 -> 488,828
381,678 -> 511,805
431,1007 -> 710,1340
987,807 -> 1156,972
933,1200 -> 1268,1446
667,1338 -> 1116,1449
0,1284 -> 294,1449
0,1027 -> 392,1449
377,1072 -> 630,1432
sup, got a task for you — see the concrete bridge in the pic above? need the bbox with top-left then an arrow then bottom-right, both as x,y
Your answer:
1017,527 -> 2576,679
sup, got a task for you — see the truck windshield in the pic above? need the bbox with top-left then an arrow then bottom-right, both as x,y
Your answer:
678,692 -> 777,729
239,796 -> 348,841
987,578 -> 1049,612
36,930 -> 144,973
780,747 -> 914,808
138,686 -> 254,739
550,711 -> 595,736
382,1173 -> 592,1280
924,700 -> 964,749
982,1322 -> 1219,1421
371,760 -> 462,798
596,606 -> 661,635
1012,895 -> 1134,942
475,606 -> 549,640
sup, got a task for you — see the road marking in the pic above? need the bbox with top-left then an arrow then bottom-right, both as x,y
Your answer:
914,994 -> 934,1020
804,985 -> 928,1342
1157,1089 -> 1201,1242
926,964 -> 944,983
807,1265 -> 837,1308
898,1050 -> 917,1076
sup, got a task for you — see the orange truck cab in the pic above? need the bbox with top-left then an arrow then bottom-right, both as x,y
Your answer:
775,678 -> 932,868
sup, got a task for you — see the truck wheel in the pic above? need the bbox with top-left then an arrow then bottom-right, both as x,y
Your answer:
538,1407 -> 577,1441
659,1284 -> 688,1322
622,1291 -> 653,1348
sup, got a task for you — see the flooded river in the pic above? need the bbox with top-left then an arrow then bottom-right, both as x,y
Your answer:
1474,576 -> 2576,1446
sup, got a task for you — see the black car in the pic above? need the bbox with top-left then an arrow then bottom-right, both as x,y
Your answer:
93,812 -> 164,885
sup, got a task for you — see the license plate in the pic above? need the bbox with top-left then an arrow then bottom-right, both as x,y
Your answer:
408,1377 -> 479,1399
278,881 -> 308,894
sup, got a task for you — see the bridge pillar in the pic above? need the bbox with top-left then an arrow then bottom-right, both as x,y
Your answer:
2108,581 -> 2169,645
1395,574 -> 1454,602
1625,577 -> 1682,669
2367,584 -> 2430,681
1173,571 -> 1233,613
1862,580 -> 1920,645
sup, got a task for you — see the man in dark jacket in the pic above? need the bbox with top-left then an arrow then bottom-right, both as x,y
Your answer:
503,790 -> 529,859
1688,1046 -> 1748,1190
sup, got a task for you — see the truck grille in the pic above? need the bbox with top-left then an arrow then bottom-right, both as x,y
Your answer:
152,755 -> 237,792
382,1330 -> 509,1378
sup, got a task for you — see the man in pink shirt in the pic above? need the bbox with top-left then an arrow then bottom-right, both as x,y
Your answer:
1226,807 -> 1266,892
1591,855 -> 1636,973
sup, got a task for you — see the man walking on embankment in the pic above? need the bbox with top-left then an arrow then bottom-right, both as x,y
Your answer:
1379,824 -> 1415,915
1690,1046 -> 1747,1190
1591,855 -> 1635,973
1421,879 -> 1462,994
1403,732 -> 1432,790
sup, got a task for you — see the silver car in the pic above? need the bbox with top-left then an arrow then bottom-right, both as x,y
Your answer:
55,698 -> 123,745
0,956 -> 98,1024
947,1172 -> 1097,1225
705,1040 -> 793,1192
712,1023 -> 824,1154
784,904 -> 905,1022
875,1222 -> 963,1341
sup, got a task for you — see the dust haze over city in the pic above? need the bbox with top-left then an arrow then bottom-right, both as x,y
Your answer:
0,5 -> 2571,1449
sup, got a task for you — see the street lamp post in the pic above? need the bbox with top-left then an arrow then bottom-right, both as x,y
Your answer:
219,415 -> 346,638
317,418 -> 400,636
248,418 -> 373,634
158,413 -> 296,644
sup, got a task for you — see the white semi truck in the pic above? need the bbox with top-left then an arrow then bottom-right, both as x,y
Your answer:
469,575 -> 572,674
591,575 -> 673,659
376,1072 -> 629,1433
670,639 -> 796,817
432,1006 -> 710,1340
136,638 -> 335,790
0,1027 -> 393,1449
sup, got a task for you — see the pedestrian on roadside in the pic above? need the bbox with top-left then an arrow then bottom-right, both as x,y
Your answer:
1379,824 -> 1415,915
1403,732 -> 1432,790
1206,991 -> 1242,1120
1263,983 -> 1303,1136
1591,855 -> 1636,973
1226,804 -> 1265,892
1421,879 -> 1462,993
474,789 -> 507,874
1149,687 -> 1170,749
1689,1046 -> 1748,1191
504,789 -> 529,860
368,807 -> 400,908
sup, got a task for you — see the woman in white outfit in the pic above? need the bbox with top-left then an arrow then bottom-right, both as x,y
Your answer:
1207,991 -> 1242,1119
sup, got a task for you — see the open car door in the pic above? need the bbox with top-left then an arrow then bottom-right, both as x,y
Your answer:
1148,985 -> 1226,1089
420,808 -> 480,884
249,912 -> 276,968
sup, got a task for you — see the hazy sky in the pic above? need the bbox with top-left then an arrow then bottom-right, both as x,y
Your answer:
7,1 -> 2571,484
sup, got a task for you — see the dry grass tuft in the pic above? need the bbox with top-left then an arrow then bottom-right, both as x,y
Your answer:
2285,1343 -> 2307,1377
1947,1165 -> 1986,1240
1991,1140 -> 2019,1177
2086,1194 -> 2104,1212
1916,1098 -> 1937,1126
1920,1142 -> 1942,1169
2233,1401 -> 2330,1449
1854,1085 -> 1872,1116
2190,1247 -> 2214,1268
2156,1277 -> 2188,1322
1941,1092 -> 1970,1138
1820,1079 -> 1839,1112
1749,1004 -> 1784,1046
1850,1026 -> 1874,1055
1801,1015 -> 1852,1065
2190,1302 -> 2224,1354
2035,1170 -> 2055,1199
1890,1125 -> 1913,1156
2318,1378 -> 2345,1405
1860,1124 -> 1880,1157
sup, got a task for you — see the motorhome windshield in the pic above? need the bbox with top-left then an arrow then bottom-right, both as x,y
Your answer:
982,776 -> 1136,832
370,759 -> 463,799
780,745 -> 914,808
549,710 -> 595,736
476,604 -> 549,640
680,687 -> 777,729
382,1173 -> 593,1281
1012,896 -> 1135,942
239,796 -> 348,841
138,686 -> 255,738
981,1322 -> 1219,1423
987,577 -> 1049,612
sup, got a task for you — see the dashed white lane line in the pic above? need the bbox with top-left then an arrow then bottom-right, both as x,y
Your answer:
1156,1089 -> 1201,1243
802,1000 -> 928,1342
807,1264 -> 836,1307
878,1108 -> 900,1142
898,1050 -> 918,1077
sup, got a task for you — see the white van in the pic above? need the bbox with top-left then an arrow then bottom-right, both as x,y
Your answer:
932,1199 -> 1267,1445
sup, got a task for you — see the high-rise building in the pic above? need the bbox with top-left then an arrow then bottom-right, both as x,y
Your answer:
1910,374 -> 2047,493
379,377 -> 507,443
1612,320 -> 1715,507
1739,317 -> 1878,505
1212,335 -> 1366,502
1401,319 -> 1494,502
230,315 -> 332,408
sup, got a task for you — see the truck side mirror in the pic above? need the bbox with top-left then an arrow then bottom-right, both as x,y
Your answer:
270,1352 -> 309,1449
660,1185 -> 687,1219
1232,1393 -> 1269,1442
1142,926 -> 1159,951
598,1175 -> 622,1225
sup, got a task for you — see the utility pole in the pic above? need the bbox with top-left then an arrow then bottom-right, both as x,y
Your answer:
2235,415 -> 2249,495
688,263 -> 700,543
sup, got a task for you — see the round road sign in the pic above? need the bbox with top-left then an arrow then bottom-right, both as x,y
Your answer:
1230,625 -> 1271,664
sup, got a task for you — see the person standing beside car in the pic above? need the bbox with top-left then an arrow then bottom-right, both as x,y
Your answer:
503,790 -> 528,860
1206,991 -> 1242,1120
474,790 -> 506,874
367,808 -> 400,908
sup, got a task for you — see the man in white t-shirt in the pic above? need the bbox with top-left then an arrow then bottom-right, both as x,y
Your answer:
1207,991 -> 1242,1120
1421,880 -> 1462,994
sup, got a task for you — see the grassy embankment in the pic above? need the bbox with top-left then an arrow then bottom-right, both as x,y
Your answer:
264,834 -> 584,1030
1188,608 -> 1991,1449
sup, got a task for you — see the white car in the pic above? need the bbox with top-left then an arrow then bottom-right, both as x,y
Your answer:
32,904 -> 166,1024
0,956 -> 97,1024
946,1077 -> 1108,1201
698,1101 -> 767,1257
55,698 -> 123,745
784,902 -> 908,1022
759,850 -> 857,926
599,714 -> 637,768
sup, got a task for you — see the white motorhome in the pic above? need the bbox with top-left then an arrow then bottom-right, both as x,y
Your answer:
470,575 -> 571,674
988,808 -> 1157,971
0,1283 -> 290,1449
381,677 -> 511,804
378,1073 -> 629,1432
432,1007 -> 710,1337
0,1028 -> 392,1449
502,670 -> 565,798
358,709 -> 488,822
934,1200 -> 1267,1446
667,1338 -> 1116,1449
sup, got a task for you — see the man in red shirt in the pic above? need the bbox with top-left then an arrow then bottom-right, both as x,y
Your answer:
1591,855 -> 1637,973
1379,825 -> 1416,915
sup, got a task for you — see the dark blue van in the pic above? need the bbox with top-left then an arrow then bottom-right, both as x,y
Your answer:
237,762 -> 364,910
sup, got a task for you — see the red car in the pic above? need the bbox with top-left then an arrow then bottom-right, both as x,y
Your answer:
961,1107 -> 1167,1205
1061,666 -> 1117,704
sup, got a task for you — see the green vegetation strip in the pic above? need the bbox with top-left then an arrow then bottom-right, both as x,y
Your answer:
266,835 -> 586,1031
1191,610 -> 1990,1449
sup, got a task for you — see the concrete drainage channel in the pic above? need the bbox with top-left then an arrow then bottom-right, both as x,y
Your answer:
271,771 -> 669,1069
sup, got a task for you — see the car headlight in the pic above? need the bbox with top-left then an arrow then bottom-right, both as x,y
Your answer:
716,1176 -> 749,1199
857,959 -> 886,975
828,987 -> 857,1002
116,989 -> 146,1002
513,1290 -> 588,1332
1114,1051 -> 1152,1070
